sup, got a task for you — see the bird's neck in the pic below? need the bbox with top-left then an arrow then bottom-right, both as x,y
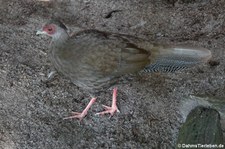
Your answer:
52,30 -> 69,46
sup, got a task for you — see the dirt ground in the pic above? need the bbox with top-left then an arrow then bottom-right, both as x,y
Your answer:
0,0 -> 225,148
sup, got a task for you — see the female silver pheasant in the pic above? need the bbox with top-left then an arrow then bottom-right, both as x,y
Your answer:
36,20 -> 211,120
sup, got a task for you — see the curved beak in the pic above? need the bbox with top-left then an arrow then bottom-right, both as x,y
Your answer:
36,30 -> 47,35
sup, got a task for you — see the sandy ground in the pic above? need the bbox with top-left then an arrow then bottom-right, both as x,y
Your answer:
0,0 -> 225,148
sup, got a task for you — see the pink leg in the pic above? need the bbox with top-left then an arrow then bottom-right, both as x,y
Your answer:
95,87 -> 120,116
64,97 -> 96,121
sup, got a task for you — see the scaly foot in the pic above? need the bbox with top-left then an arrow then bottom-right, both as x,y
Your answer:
95,87 -> 120,116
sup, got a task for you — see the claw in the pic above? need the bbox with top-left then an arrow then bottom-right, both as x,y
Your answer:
64,98 -> 96,121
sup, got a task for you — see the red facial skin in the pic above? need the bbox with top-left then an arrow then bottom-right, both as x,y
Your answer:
42,24 -> 56,35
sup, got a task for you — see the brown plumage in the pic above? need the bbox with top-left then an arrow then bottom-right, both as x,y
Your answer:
36,20 -> 211,120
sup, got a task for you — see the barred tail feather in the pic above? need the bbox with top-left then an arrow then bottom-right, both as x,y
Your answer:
144,45 -> 212,73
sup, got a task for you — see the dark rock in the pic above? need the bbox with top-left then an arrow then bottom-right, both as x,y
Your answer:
177,106 -> 223,148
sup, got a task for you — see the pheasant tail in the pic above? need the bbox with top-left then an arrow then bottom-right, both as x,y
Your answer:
144,45 -> 212,73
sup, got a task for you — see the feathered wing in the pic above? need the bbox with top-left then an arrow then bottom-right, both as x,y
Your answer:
63,30 -> 151,77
